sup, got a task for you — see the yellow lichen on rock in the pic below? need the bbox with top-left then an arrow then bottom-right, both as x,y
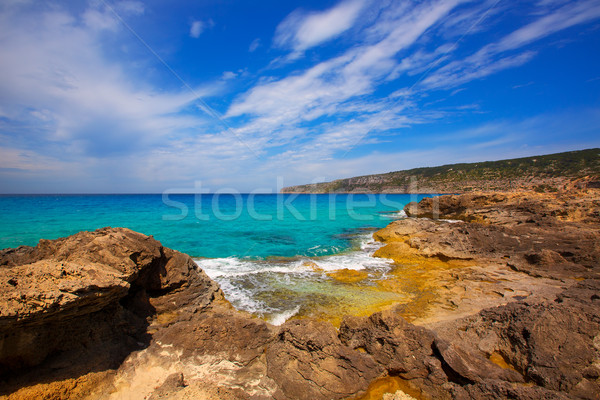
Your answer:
369,221 -> 480,322
489,352 -> 519,372
355,376 -> 421,400
302,260 -> 323,272
327,268 -> 369,283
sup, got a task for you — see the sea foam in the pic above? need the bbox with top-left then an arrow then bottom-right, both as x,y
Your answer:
195,233 -> 393,325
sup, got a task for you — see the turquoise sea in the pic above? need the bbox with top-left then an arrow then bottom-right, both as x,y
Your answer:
0,193 -> 434,323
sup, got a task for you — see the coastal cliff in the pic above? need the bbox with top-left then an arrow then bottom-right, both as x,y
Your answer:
1,187 -> 599,399
280,148 -> 600,193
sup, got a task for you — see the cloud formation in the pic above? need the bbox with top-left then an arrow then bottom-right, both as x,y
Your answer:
227,0 -> 600,168
249,38 -> 261,52
274,0 -> 365,54
190,20 -> 204,38
0,1 -> 224,190
0,0 -> 599,192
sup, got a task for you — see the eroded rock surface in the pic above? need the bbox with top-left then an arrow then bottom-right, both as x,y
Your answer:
371,189 -> 600,399
387,192 -> 600,280
267,319 -> 381,400
0,228 -> 225,399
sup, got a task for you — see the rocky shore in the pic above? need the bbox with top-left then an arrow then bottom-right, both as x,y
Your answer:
281,149 -> 600,194
1,188 -> 599,399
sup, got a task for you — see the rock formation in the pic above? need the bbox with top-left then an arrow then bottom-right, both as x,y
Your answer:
372,189 -> 600,399
0,227 -> 224,398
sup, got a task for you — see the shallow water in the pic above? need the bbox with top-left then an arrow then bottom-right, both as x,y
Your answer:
0,193 -> 435,323
196,232 -> 408,325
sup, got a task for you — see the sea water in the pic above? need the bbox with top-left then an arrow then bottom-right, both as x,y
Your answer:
0,193 -> 433,324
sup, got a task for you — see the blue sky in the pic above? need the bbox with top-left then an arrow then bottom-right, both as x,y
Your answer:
0,0 -> 599,193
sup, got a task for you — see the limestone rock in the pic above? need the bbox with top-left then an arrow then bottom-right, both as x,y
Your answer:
455,379 -> 573,400
266,319 -> 382,400
0,227 -> 222,384
378,192 -> 600,280
383,390 -> 417,400
433,338 -> 523,384
3,189 -> 600,400
339,310 -> 453,399
148,372 -> 186,400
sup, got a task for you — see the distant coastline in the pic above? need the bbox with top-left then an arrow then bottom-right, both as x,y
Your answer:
281,148 -> 600,194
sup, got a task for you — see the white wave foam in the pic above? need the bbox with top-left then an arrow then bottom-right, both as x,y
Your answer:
269,305 -> 301,326
195,234 -> 392,277
215,277 -> 268,315
197,257 -> 304,279
305,248 -> 390,272
382,209 -> 407,219
194,232 -> 394,318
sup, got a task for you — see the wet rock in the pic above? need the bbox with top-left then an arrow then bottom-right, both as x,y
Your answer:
326,268 -> 369,283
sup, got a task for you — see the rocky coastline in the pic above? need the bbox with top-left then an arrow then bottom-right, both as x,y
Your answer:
280,148 -> 600,194
1,188 -> 599,399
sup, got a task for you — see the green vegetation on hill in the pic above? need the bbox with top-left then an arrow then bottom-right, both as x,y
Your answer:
281,148 -> 600,193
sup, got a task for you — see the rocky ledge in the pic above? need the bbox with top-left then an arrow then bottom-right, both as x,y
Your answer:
0,189 -> 599,399
372,189 -> 600,399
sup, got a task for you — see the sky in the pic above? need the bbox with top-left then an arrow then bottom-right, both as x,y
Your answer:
0,0 -> 599,193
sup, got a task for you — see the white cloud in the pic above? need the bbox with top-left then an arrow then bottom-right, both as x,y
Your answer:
261,108 -> 600,189
223,0 -> 600,185
1,1 -> 600,193
0,146 -> 66,172
83,8 -> 120,31
0,3 -> 235,192
274,0 -> 365,53
222,71 -> 238,80
422,51 -> 537,89
190,20 -> 204,38
249,38 -> 261,52
227,0 -> 460,162
231,0 -> 461,122
421,0 -> 600,90
116,1 -> 145,15
82,1 -> 144,32
495,0 -> 600,52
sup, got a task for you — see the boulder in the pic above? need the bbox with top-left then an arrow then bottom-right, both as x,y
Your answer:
0,227 -> 222,378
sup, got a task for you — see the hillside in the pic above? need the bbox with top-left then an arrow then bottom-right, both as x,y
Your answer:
281,148 -> 600,193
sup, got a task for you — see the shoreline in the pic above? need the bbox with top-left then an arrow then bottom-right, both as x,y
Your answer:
194,230 -> 399,327
1,187 -> 599,399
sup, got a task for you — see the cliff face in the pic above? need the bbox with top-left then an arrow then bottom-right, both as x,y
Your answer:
281,148 -> 600,193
